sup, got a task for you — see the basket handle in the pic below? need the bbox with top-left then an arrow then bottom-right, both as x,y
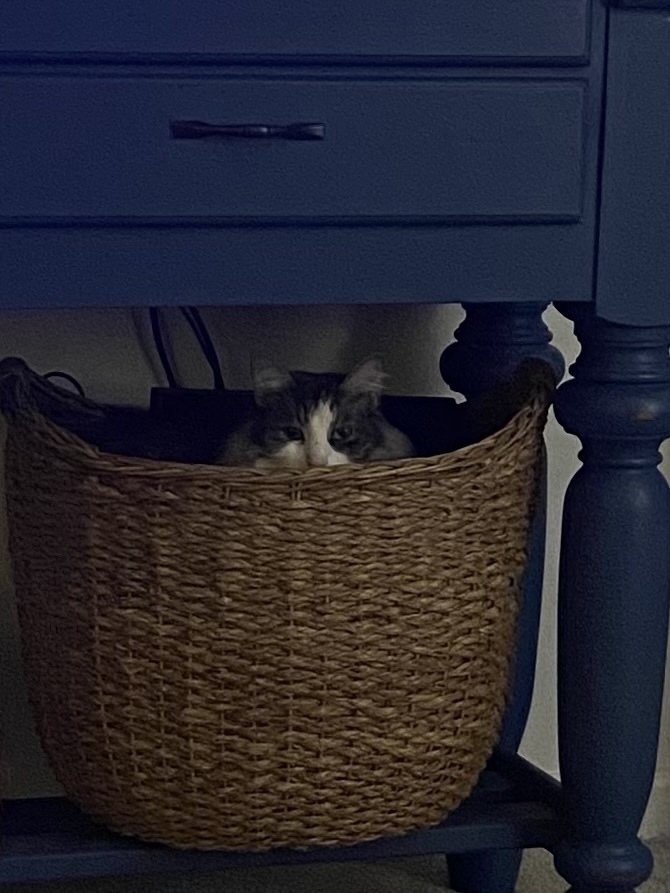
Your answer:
0,357 -> 104,420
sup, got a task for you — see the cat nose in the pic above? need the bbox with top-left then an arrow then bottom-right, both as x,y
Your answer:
306,447 -> 330,467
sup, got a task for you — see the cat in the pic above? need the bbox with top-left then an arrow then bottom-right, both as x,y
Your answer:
217,357 -> 414,468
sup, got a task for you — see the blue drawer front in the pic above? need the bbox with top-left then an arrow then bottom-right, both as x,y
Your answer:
0,76 -> 587,223
0,1 -> 590,63
0,225 -> 596,309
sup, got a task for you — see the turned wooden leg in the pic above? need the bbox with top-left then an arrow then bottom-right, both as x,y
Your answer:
553,306 -> 670,893
447,850 -> 524,893
441,302 -> 564,893
440,302 -> 564,396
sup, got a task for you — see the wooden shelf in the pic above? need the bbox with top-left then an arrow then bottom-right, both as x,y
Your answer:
0,754 -> 561,884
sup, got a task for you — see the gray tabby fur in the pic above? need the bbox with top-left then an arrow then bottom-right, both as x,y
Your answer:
218,357 -> 414,468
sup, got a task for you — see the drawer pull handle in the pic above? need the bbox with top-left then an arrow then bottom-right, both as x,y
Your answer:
170,120 -> 325,141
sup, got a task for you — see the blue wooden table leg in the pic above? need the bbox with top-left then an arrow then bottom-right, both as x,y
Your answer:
440,302 -> 564,396
447,850 -> 524,893
553,306 -> 670,893
441,302 -> 564,893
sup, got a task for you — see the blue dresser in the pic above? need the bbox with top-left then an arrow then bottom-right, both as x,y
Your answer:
1,3 -> 669,891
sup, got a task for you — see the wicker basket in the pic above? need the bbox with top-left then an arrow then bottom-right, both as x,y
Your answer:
1,360 -> 551,851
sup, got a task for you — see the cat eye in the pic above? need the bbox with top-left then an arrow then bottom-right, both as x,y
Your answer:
331,425 -> 353,442
281,426 -> 304,442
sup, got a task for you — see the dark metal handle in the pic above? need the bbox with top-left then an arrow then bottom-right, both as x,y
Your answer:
170,120 -> 325,141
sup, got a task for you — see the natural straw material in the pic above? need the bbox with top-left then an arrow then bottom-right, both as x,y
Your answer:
3,365 -> 550,851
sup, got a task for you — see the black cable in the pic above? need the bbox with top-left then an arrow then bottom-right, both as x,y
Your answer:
184,308 -> 216,371
43,371 -> 86,398
182,306 -> 225,390
149,307 -> 178,389
180,307 -> 226,390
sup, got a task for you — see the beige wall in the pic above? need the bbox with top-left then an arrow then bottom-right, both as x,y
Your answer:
0,304 -> 667,835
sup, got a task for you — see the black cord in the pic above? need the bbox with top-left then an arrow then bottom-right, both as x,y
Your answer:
185,308 -> 218,375
180,307 -> 226,390
43,371 -> 86,398
149,307 -> 178,389
149,306 -> 225,391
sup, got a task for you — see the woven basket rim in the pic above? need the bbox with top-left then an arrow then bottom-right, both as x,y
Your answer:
5,384 -> 550,486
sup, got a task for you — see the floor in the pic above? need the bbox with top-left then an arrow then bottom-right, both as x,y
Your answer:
2,838 -> 668,892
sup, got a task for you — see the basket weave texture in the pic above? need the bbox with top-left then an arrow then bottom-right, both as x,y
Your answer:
3,374 -> 550,851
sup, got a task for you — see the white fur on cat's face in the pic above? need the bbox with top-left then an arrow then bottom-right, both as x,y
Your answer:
254,401 -> 350,469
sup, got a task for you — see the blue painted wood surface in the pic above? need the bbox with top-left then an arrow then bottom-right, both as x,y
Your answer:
596,10 -> 670,326
553,305 -> 670,892
448,480 -> 548,893
0,76 -> 586,223
448,851 -> 524,893
441,303 -> 564,752
0,1 -> 590,64
0,754 -> 561,884
0,2 -> 607,310
0,224 -> 601,310
440,303 -> 565,398
441,303 -> 564,893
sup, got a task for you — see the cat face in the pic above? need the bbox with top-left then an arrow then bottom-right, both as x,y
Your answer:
250,358 -> 388,469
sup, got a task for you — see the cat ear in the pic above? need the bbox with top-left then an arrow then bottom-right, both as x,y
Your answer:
252,359 -> 291,405
341,356 -> 387,401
